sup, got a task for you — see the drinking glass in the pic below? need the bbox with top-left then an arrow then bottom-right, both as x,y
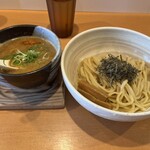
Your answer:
46,0 -> 76,38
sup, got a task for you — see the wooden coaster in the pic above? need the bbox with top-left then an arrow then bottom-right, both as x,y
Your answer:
0,73 -> 65,109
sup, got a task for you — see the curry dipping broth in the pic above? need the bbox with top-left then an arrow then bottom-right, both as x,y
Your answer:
0,36 -> 56,74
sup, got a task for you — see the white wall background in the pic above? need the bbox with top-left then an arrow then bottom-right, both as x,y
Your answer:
0,0 -> 150,13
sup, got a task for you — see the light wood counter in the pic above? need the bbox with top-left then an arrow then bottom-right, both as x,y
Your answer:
0,10 -> 150,150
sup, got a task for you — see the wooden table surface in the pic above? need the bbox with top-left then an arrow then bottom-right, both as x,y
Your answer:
0,10 -> 150,150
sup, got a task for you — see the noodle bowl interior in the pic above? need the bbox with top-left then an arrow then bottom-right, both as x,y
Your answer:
77,52 -> 150,113
0,36 -> 56,74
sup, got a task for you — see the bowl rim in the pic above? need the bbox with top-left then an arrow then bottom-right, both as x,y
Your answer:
61,26 -> 150,117
0,24 -> 61,76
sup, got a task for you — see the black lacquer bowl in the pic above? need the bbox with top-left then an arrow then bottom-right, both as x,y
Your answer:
0,24 -> 61,88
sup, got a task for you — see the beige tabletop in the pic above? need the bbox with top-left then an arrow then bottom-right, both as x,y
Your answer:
0,10 -> 150,150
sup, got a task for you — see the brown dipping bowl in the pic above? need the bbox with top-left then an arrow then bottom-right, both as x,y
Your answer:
0,24 -> 61,88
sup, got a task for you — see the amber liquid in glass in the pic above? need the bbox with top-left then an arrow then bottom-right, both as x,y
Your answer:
46,0 -> 76,38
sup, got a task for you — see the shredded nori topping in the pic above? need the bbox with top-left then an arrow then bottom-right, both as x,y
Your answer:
98,54 -> 140,85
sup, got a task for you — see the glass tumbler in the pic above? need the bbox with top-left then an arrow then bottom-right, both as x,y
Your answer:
46,0 -> 76,38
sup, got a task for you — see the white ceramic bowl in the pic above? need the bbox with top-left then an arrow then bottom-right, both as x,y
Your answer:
61,27 -> 150,122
